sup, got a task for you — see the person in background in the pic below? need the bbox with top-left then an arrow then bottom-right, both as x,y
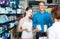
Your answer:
33,1 -> 53,39
18,7 -> 33,39
47,6 -> 60,39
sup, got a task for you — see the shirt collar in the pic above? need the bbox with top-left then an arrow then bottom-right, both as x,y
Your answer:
38,11 -> 46,14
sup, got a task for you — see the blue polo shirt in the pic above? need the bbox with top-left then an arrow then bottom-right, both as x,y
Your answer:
33,11 -> 53,32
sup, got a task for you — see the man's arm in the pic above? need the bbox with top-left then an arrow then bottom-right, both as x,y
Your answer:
32,14 -> 39,32
32,14 -> 37,29
48,13 -> 54,28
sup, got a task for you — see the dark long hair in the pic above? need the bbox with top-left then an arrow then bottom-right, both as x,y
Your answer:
24,7 -> 32,20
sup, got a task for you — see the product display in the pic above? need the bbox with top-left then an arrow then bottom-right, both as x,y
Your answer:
5,0 -> 10,6
0,0 -> 10,7
0,0 -> 20,39
8,16 -> 17,21
17,9 -> 22,14
0,7 -> 5,14
0,15 -> 8,23
10,1 -> 16,8
5,7 -> 12,14
5,7 -> 16,14
0,0 -> 5,4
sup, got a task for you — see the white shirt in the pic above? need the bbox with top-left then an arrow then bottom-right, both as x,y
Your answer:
47,22 -> 60,39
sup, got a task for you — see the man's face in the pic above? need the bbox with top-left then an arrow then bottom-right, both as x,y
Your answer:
39,3 -> 45,11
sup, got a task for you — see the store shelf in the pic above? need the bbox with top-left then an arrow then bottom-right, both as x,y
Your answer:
0,25 -> 17,37
0,20 -> 16,25
0,13 -> 22,15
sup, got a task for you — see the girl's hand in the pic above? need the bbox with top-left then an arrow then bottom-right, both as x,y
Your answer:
23,28 -> 30,32
32,28 -> 39,32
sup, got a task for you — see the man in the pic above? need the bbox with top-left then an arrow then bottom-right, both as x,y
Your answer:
33,1 -> 53,39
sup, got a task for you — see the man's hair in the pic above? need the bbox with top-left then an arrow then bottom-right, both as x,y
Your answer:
38,1 -> 45,5
51,6 -> 60,20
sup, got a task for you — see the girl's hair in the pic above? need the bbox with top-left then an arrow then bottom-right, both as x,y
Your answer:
51,6 -> 60,20
24,7 -> 32,17
25,7 -> 32,11
24,7 -> 32,19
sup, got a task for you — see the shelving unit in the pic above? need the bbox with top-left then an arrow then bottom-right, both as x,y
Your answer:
0,13 -> 23,38
0,0 -> 23,39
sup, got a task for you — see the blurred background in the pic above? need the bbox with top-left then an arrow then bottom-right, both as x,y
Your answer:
0,0 -> 60,39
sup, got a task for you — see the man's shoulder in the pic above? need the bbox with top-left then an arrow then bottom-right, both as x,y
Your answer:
45,11 -> 51,17
45,11 -> 51,15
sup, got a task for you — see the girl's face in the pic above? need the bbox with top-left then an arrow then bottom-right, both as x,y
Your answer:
26,9 -> 32,17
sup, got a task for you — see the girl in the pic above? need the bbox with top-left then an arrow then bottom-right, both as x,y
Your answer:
18,7 -> 33,39
47,6 -> 60,39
